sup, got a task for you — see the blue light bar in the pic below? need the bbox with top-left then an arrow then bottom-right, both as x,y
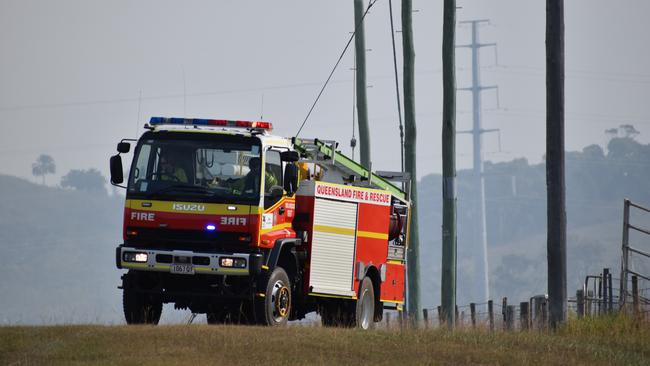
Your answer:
148,117 -> 273,130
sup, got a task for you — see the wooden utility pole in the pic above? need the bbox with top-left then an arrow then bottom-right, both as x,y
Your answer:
441,0 -> 457,328
402,0 -> 421,322
546,0 -> 567,328
354,0 -> 371,168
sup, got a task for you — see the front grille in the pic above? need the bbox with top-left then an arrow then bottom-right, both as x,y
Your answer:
126,227 -> 252,253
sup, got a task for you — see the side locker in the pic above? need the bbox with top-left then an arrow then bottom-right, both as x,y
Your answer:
308,198 -> 358,297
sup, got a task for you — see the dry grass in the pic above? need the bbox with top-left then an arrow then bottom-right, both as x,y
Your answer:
1,315 -> 648,365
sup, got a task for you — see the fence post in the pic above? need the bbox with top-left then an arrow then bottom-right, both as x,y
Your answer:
598,271 -> 604,315
603,268 -> 610,313
608,271 -> 614,312
520,302 -> 529,330
470,303 -> 477,328
632,275 -> 640,317
455,305 -> 459,325
586,290 -> 593,316
502,297 -> 508,330
505,305 -> 515,331
541,299 -> 548,329
437,305 -> 443,327
620,199 -> 630,307
576,289 -> 584,318
488,300 -> 494,331
423,308 -> 429,329
600,268 -> 609,314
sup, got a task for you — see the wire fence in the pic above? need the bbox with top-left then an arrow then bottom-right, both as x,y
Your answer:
374,269 -> 650,331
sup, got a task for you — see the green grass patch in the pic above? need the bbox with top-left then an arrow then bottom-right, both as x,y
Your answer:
1,315 -> 648,365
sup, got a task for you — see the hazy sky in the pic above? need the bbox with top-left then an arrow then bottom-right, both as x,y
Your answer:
1,0 -> 649,184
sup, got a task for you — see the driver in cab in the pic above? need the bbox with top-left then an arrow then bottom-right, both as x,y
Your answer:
159,153 -> 189,183
233,157 -> 277,194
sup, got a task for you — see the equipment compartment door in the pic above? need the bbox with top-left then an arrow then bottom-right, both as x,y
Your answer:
309,198 -> 358,297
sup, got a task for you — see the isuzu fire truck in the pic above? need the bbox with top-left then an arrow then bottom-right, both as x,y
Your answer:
110,117 -> 411,329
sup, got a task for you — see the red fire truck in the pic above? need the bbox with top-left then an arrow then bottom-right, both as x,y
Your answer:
110,117 -> 411,329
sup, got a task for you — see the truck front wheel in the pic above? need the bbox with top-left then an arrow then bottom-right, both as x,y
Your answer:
122,271 -> 162,325
257,267 -> 291,326
123,289 -> 162,325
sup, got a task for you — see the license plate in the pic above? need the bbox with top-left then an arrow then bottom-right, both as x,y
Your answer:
171,263 -> 194,275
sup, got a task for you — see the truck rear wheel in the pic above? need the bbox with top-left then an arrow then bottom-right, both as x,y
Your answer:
257,267 -> 291,326
355,277 -> 375,330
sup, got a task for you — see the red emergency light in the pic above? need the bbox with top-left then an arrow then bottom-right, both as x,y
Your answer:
149,117 -> 273,131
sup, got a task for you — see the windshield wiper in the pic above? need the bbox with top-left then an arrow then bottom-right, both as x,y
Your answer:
147,184 -> 213,198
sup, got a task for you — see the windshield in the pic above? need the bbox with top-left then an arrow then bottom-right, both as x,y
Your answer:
127,133 -> 262,204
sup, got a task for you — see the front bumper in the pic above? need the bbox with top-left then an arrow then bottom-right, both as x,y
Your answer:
116,245 -> 263,276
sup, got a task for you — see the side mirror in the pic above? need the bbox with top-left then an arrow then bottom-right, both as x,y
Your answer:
110,154 -> 124,185
117,142 -> 131,153
281,150 -> 300,162
283,163 -> 299,195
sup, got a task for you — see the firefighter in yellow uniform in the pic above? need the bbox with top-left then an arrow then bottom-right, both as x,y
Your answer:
234,157 -> 277,194
159,154 -> 188,183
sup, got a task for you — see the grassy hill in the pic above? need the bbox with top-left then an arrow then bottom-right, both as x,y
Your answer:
0,174 -> 124,324
1,316 -> 648,365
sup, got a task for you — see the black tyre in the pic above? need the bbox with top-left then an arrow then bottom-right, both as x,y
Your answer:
355,277 -> 375,330
256,267 -> 291,326
123,288 -> 162,325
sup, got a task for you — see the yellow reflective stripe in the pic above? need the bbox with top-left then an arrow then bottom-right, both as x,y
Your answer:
357,230 -> 388,240
309,292 -> 357,300
154,265 -> 170,270
219,268 -> 248,273
195,267 -> 212,272
126,199 -> 263,215
313,225 -> 355,236
380,299 -> 404,304
260,222 -> 292,234
386,260 -> 403,265
122,262 -> 148,268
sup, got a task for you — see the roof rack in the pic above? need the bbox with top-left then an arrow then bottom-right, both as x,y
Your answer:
292,137 -> 409,201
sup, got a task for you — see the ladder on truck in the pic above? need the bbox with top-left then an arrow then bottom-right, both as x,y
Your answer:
292,137 -> 410,201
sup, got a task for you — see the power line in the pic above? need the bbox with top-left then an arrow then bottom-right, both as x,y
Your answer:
295,0 -> 378,137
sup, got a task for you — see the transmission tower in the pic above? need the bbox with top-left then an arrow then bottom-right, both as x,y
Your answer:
456,19 -> 499,304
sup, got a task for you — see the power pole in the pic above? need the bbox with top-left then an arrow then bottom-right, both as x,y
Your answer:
402,0 -> 421,322
457,20 -> 498,305
441,0 -> 457,328
546,0 -> 567,328
354,0 -> 371,168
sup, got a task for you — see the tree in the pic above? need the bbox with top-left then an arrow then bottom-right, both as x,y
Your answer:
32,154 -> 56,185
61,168 -> 107,194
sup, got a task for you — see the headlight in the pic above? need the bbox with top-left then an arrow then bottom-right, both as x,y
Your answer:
123,251 -> 148,263
220,257 -> 246,268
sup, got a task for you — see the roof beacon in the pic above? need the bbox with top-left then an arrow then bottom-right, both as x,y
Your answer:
149,117 -> 273,131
